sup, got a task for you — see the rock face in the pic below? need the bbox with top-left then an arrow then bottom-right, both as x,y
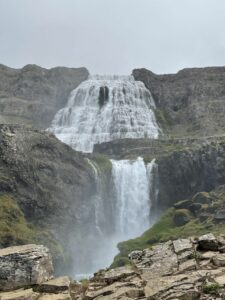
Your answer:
0,124 -> 94,230
125,234 -> 225,299
133,67 -> 225,138
0,64 -> 89,128
0,124 -> 99,271
0,244 -> 53,291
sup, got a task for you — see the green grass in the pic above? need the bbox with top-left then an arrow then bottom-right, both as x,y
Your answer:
202,283 -> 221,295
92,153 -> 112,173
113,208 -> 211,267
0,194 -> 36,246
0,194 -> 67,270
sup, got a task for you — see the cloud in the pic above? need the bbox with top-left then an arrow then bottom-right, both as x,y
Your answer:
0,0 -> 225,74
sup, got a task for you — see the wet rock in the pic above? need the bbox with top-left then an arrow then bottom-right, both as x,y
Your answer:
0,244 -> 53,291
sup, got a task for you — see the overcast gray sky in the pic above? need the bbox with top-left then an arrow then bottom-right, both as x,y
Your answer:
0,0 -> 225,74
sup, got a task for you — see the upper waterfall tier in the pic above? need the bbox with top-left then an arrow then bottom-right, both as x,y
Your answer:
49,75 -> 160,152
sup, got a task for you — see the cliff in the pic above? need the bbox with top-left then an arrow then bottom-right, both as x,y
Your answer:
0,64 -> 89,128
133,67 -> 225,138
0,124 -> 97,271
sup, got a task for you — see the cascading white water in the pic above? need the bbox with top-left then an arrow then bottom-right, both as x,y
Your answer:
73,157 -> 157,278
48,74 -> 161,277
111,157 -> 155,240
49,75 -> 160,152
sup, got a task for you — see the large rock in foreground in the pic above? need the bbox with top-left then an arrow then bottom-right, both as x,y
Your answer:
0,244 -> 53,291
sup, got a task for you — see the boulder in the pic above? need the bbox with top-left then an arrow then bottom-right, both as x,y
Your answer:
173,238 -> 193,254
198,233 -> 219,251
0,244 -> 53,291
212,254 -> 225,267
93,267 -> 136,284
35,276 -> 71,294
0,288 -> 39,300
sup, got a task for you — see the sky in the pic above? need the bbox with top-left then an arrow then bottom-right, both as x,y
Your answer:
0,0 -> 225,75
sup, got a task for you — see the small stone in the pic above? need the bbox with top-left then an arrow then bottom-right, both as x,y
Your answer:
212,254 -> 225,267
215,275 -> 225,286
173,239 -> 193,254
178,259 -> 197,272
35,276 -> 71,294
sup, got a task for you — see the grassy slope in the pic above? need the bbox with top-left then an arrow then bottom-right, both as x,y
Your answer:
0,194 -> 67,269
112,188 -> 225,268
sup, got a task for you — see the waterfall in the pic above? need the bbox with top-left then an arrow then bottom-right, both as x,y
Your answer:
111,157 -> 155,240
73,157 -> 157,278
49,75 -> 160,152
48,74 -> 161,276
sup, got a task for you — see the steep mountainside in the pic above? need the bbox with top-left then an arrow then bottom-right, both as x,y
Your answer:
133,67 -> 225,137
0,124 -> 97,270
0,64 -> 89,128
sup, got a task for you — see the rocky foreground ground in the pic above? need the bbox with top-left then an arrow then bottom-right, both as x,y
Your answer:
2,233 -> 225,299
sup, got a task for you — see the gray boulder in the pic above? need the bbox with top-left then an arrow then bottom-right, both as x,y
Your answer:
0,244 -> 53,291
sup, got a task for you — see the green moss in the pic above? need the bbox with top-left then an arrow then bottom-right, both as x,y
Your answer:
174,209 -> 193,226
113,208 -> 206,267
155,108 -> 173,129
110,256 -> 131,269
0,194 -> 36,247
202,283 -> 221,295
92,153 -> 112,173
0,194 -> 67,271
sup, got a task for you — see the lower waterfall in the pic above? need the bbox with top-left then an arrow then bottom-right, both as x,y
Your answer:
111,157 -> 154,239
74,157 -> 157,278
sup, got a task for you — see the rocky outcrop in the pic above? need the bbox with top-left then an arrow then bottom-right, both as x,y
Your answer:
3,235 -> 225,299
0,124 -> 99,271
0,124 -> 94,229
127,233 -> 225,299
0,244 -> 53,291
133,67 -> 225,138
0,64 -> 89,128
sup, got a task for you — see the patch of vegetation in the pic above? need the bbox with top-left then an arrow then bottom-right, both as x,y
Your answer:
154,108 -> 173,130
112,207 -> 209,267
112,185 -> 225,268
202,283 -> 221,295
110,256 -> 131,269
0,194 -> 68,271
0,194 -> 36,247
92,153 -> 112,173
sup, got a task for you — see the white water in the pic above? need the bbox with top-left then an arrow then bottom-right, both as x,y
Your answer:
49,75 -> 160,152
73,157 -> 157,278
111,157 -> 155,240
